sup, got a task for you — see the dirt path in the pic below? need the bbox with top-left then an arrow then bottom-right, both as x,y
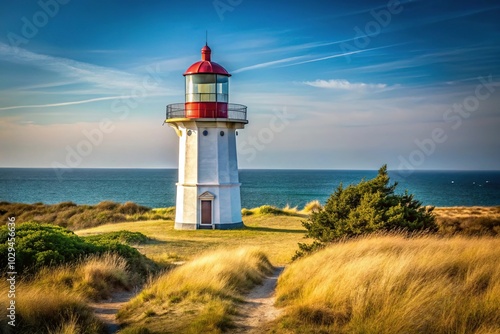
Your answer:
89,290 -> 138,333
233,266 -> 285,333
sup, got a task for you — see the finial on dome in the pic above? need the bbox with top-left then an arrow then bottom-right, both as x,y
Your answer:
201,44 -> 211,61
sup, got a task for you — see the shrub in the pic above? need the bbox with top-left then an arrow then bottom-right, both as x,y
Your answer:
84,230 -> 151,245
296,165 -> 436,259
0,222 -> 98,274
0,223 -> 158,277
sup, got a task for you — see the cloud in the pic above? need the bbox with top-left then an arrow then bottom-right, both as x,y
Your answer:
285,44 -> 403,68
232,56 -> 306,73
0,96 -> 129,111
303,79 -> 387,90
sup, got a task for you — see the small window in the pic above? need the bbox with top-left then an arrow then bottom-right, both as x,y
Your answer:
220,131 -> 224,136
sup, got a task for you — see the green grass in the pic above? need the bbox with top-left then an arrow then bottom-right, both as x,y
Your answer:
76,213 -> 306,266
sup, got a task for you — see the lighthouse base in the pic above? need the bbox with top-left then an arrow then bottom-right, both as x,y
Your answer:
174,182 -> 244,230
174,221 -> 244,230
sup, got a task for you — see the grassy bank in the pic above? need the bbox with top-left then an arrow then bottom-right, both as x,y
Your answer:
273,234 -> 500,333
0,201 -> 174,230
117,248 -> 274,334
0,253 -> 134,334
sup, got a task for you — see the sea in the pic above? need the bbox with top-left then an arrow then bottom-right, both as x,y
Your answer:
0,168 -> 499,208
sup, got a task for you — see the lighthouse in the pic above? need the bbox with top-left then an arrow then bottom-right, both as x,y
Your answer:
165,44 -> 248,230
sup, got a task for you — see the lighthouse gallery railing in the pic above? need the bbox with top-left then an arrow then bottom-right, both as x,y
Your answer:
166,103 -> 247,121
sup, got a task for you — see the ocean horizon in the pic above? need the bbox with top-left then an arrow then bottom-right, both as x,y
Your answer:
1,168 -> 499,208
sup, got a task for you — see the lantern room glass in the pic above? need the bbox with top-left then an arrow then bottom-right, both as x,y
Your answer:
185,74 -> 229,103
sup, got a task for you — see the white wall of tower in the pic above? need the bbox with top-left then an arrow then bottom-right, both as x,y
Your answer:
171,120 -> 245,229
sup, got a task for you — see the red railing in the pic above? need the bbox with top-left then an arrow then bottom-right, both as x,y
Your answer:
166,103 -> 247,121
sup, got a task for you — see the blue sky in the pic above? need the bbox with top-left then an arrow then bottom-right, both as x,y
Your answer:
0,0 -> 499,170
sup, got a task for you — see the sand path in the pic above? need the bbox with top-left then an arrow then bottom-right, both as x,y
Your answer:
89,290 -> 138,334
232,266 -> 285,333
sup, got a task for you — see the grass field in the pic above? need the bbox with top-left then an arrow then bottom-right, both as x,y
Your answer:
77,213 -> 306,266
4,205 -> 499,333
75,205 -> 500,266
273,234 -> 500,334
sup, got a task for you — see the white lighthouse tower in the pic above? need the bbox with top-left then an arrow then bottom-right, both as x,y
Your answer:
165,44 -> 248,230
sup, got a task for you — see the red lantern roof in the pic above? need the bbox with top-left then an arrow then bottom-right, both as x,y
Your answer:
183,44 -> 231,76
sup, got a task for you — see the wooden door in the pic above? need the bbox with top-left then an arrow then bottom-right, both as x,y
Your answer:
201,200 -> 212,225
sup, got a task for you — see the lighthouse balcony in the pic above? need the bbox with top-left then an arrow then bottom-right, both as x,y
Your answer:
166,103 -> 248,123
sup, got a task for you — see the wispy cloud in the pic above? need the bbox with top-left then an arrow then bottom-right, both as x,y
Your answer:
303,79 -> 387,91
0,96 -> 131,111
282,45 -> 401,68
0,43 -> 143,91
232,56 -> 307,73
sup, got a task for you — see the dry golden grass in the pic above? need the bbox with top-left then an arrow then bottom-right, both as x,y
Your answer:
118,247 -> 274,333
0,253 -> 133,334
272,234 -> 500,334
435,206 -> 500,236
0,280 -> 104,334
301,200 -> 322,214
35,253 -> 133,301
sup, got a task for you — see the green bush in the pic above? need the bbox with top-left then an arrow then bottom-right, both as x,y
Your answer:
295,165 -> 437,259
84,230 -> 151,245
0,222 -> 98,274
0,223 -> 158,277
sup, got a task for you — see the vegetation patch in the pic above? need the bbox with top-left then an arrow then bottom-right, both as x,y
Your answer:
83,230 -> 152,245
0,255 -> 129,333
0,222 -> 158,277
295,165 -> 436,259
0,223 -> 159,333
241,201 -> 321,217
435,206 -> 500,236
273,235 -> 500,334
0,201 -> 175,230
118,248 -> 274,333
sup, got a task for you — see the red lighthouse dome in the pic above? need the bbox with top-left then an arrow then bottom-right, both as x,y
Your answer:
183,44 -> 231,118
184,45 -> 231,76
